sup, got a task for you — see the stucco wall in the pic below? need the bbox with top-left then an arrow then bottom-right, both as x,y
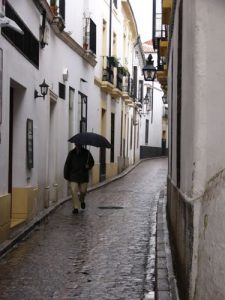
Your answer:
168,0 -> 225,299
196,170 -> 225,299
167,179 -> 194,300
193,1 -> 225,299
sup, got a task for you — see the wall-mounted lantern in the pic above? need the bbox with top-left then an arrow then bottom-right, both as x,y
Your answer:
143,54 -> 157,81
34,79 -> 49,99
143,93 -> 150,105
162,94 -> 168,104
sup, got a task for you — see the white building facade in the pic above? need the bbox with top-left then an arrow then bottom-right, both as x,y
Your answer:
139,40 -> 167,159
0,0 -> 148,245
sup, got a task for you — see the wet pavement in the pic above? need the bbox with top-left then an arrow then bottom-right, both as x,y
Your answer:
0,158 -> 169,300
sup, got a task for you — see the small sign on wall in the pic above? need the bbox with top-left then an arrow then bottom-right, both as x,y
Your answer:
26,118 -> 33,169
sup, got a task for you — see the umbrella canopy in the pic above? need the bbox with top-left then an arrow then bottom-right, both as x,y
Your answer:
68,132 -> 111,148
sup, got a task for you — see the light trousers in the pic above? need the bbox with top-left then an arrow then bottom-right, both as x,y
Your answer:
70,182 -> 88,209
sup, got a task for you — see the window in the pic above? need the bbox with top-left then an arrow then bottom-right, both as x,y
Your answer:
113,32 -> 117,56
113,0 -> 118,9
145,119 -> 149,144
2,1 -> 39,68
78,92 -> 87,133
58,83 -> 66,99
59,0 -> 65,20
83,18 -> 96,54
89,19 -> 96,54
138,80 -> 143,102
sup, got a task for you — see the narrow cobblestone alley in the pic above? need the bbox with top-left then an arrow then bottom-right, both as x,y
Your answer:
0,158 -> 167,300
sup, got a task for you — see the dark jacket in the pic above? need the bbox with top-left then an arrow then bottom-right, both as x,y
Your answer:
64,147 -> 94,183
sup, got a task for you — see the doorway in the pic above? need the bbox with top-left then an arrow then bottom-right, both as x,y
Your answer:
8,80 -> 26,224
99,108 -> 106,182
48,99 -> 57,204
8,87 -> 14,195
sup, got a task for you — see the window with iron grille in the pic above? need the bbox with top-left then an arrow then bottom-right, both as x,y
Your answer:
83,18 -> 96,55
78,92 -> 87,133
59,0 -> 65,20
59,82 -> 66,99
129,78 -> 134,98
90,19 -> 96,54
2,1 -> 39,68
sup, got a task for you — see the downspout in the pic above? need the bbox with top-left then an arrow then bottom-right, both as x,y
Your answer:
109,0 -> 112,57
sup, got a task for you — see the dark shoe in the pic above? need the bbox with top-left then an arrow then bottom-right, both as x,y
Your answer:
81,202 -> 86,209
72,208 -> 79,214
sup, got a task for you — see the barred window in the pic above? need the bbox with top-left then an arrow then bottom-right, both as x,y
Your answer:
2,1 -> 39,68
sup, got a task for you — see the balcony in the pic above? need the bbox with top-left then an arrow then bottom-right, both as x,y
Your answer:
157,69 -> 167,85
97,57 -> 129,98
102,56 -> 118,83
159,39 -> 168,57
162,0 -> 172,25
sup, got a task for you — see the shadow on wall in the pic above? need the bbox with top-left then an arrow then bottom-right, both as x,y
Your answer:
140,145 -> 168,159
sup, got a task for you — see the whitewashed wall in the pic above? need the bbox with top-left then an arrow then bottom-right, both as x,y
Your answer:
140,51 -> 164,149
0,0 -> 41,195
0,0 -> 97,208
168,0 -> 225,299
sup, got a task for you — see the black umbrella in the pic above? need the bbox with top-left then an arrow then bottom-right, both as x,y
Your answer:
68,132 -> 111,148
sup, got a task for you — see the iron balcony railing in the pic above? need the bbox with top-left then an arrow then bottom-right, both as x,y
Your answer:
102,57 -> 132,93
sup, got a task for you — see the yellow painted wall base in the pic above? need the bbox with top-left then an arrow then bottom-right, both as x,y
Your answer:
106,163 -> 118,179
11,187 -> 38,221
0,194 -> 11,243
91,165 -> 100,186
90,163 -> 118,186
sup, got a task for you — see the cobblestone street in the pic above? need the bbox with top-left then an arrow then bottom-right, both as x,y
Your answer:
0,158 -> 167,300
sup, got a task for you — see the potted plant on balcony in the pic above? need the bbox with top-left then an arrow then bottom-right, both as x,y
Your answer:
108,56 -> 119,67
50,0 -> 58,15
118,66 -> 128,76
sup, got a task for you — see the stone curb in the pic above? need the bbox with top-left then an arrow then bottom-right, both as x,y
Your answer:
155,187 -> 179,300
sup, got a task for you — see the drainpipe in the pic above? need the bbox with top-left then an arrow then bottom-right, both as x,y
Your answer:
109,0 -> 112,57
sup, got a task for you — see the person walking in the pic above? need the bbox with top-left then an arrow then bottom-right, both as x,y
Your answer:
64,143 -> 95,214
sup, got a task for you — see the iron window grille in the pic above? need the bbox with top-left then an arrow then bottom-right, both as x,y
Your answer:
83,18 -> 96,55
58,0 -> 65,20
1,1 -> 39,68
78,92 -> 87,133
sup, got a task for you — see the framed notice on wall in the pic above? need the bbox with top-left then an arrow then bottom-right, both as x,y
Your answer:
26,118 -> 33,169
